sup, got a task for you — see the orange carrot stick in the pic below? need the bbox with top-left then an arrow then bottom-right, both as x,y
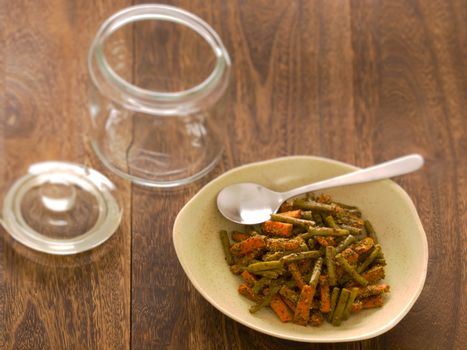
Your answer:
293,285 -> 315,326
270,294 -> 293,322
262,221 -> 293,237
279,285 -> 299,304
238,284 -> 262,302
231,231 -> 251,242
352,301 -> 363,313
309,310 -> 324,327
280,210 -> 302,218
317,193 -> 332,203
297,259 -> 312,274
319,275 -> 331,313
361,265 -> 385,284
278,201 -> 294,213
229,265 -> 243,275
361,295 -> 384,309
287,262 -> 305,290
230,235 -> 266,256
241,270 -> 257,287
354,237 -> 375,255
282,297 -> 296,313
315,236 -> 336,247
341,247 -> 359,265
358,284 -> 390,298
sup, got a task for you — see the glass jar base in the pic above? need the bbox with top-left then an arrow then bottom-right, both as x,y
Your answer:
92,141 -> 223,188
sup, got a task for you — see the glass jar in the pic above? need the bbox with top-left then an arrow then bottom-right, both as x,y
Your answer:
88,4 -> 231,187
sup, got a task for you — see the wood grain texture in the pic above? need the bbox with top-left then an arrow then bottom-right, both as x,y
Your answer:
0,1 -> 132,349
1,0 -> 465,349
131,0 -> 466,349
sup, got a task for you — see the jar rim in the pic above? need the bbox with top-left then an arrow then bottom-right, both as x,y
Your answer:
88,4 -> 231,106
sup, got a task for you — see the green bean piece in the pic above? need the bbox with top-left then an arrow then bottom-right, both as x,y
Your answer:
262,251 -> 286,261
298,232 -> 312,240
266,237 -> 304,252
326,246 -> 337,286
220,230 -> 234,265
343,287 -> 359,320
301,211 -> 313,220
335,202 -> 359,211
357,244 -> 382,273
293,199 -> 338,213
361,224 -> 368,237
358,284 -> 390,298
253,270 -> 283,279
302,272 -> 312,283
279,285 -> 299,304
307,238 -> 317,250
339,225 -> 362,236
249,285 -> 281,313
229,264 -> 245,275
357,249 -> 371,264
336,254 -> 368,286
348,209 -> 362,217
335,211 -> 364,227
312,213 -> 324,225
324,215 -> 339,229
280,250 -> 321,263
284,279 -> 297,288
247,261 -> 283,272
254,224 -> 265,234
307,227 -> 349,237
300,243 -> 309,251
270,213 -> 315,228
364,220 -> 378,243
336,235 -> 357,254
309,257 -> 324,288
374,258 -> 387,266
297,227 -> 348,240
328,287 -> 340,322
317,245 -> 325,254
338,273 -> 352,286
320,213 -> 329,224
252,278 -> 272,294
292,226 -> 307,235
332,288 -> 351,326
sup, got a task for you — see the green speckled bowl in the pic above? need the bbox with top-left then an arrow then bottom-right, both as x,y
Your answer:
173,156 -> 428,342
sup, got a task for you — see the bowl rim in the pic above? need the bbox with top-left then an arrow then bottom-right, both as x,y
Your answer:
173,155 -> 429,342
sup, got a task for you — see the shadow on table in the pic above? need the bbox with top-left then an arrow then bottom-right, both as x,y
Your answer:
0,225 -> 121,269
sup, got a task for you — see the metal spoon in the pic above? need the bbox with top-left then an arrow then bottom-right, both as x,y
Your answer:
217,154 -> 424,225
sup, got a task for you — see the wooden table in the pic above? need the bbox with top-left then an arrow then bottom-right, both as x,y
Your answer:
1,0 -> 465,349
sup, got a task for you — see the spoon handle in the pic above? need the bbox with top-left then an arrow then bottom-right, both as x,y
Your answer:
283,154 -> 424,200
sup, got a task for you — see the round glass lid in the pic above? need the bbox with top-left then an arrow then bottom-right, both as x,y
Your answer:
1,161 -> 122,255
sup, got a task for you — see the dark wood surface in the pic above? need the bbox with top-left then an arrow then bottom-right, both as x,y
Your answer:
1,0 -> 466,349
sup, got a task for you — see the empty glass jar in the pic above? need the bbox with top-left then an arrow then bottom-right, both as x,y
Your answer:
88,5 -> 231,187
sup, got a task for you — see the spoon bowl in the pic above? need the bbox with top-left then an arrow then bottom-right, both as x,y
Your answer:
216,183 -> 283,225
217,154 -> 424,224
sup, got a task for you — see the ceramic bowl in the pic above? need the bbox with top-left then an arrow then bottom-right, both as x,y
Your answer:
173,156 -> 428,342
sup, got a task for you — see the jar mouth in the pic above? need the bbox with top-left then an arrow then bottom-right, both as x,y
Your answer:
88,4 -> 231,106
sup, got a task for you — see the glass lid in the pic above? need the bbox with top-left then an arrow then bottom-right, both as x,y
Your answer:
1,161 -> 122,255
